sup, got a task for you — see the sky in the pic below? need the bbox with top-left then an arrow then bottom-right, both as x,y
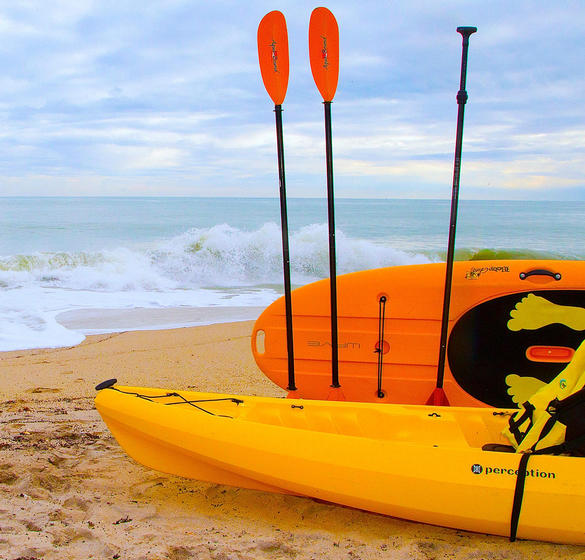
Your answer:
0,1 -> 584,200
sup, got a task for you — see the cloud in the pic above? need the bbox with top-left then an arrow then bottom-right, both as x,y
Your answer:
0,0 -> 583,198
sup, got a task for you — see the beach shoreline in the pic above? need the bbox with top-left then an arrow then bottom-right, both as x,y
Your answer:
0,321 -> 583,559
56,305 -> 266,335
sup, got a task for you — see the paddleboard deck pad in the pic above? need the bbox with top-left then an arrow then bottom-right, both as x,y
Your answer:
251,260 -> 585,407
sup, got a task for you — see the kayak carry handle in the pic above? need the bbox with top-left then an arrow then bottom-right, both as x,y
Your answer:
519,269 -> 562,281
95,378 -> 118,391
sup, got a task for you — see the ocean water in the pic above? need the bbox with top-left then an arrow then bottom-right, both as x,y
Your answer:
0,196 -> 583,352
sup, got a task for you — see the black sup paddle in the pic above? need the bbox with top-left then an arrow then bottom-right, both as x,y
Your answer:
427,26 -> 477,406
258,11 -> 296,391
309,7 -> 343,396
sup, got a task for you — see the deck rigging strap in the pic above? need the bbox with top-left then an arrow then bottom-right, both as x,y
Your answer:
107,386 -> 243,418
510,452 -> 531,542
506,401 -> 536,444
376,296 -> 387,398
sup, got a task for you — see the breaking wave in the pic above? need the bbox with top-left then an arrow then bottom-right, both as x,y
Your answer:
0,223 -> 432,292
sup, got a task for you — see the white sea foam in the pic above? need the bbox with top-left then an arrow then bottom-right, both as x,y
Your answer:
0,223 -> 429,351
0,223 -> 429,291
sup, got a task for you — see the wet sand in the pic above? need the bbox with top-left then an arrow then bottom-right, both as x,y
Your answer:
0,321 -> 584,559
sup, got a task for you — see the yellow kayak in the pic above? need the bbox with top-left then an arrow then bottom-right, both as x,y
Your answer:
95,381 -> 585,545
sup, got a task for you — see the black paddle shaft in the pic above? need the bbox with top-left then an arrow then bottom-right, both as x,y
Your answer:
274,104 -> 296,391
324,100 -> 340,388
436,26 -> 477,390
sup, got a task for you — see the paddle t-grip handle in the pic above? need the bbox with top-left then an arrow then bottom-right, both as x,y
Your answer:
457,26 -> 478,40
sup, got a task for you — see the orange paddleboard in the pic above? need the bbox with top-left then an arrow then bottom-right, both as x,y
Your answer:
252,260 -> 585,407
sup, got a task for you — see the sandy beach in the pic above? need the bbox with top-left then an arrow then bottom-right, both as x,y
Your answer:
1,320 -> 584,560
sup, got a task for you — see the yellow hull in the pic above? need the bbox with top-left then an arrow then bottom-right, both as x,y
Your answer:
95,385 -> 585,545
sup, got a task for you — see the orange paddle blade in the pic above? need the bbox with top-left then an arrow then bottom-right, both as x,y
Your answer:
257,11 -> 289,105
309,7 -> 339,102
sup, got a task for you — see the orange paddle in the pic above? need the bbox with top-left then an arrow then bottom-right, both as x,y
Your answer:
258,11 -> 289,105
309,7 -> 343,396
257,11 -> 296,392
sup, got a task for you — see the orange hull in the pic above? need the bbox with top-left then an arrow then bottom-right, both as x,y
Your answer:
252,260 -> 585,407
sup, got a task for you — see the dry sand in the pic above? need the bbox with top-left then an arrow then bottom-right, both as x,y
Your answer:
0,320 -> 584,560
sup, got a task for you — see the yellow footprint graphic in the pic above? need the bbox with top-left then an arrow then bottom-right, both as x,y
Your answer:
508,294 -> 585,332
505,294 -> 585,404
505,374 -> 546,406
